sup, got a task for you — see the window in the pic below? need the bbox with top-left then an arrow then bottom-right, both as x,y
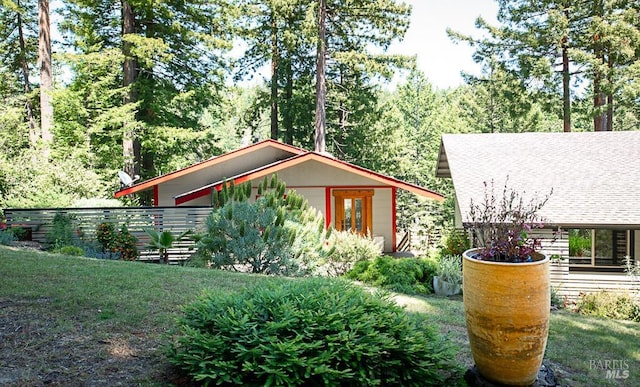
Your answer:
568,229 -> 633,269
333,190 -> 373,235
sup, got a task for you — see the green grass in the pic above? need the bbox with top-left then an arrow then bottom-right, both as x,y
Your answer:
1,245 -> 639,386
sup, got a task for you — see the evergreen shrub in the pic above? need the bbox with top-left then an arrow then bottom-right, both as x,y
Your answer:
0,230 -> 15,246
346,255 -> 439,295
196,175 -> 332,275
168,278 -> 462,386
45,213 -> 77,249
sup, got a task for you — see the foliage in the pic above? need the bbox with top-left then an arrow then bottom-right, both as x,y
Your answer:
320,230 -> 383,277
196,175 -> 332,276
0,151 -> 107,209
435,255 -> 463,285
167,278 -> 462,386
0,230 -> 15,246
442,229 -> 470,256
45,213 -> 77,249
115,224 -> 138,261
568,229 -> 591,257
143,228 -> 192,264
576,291 -> 640,322
96,222 -> 117,252
346,256 -> 439,295
464,179 -> 552,262
54,245 -> 85,256
95,222 -> 138,261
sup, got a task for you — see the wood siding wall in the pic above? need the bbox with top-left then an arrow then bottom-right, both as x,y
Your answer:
4,207 -> 212,262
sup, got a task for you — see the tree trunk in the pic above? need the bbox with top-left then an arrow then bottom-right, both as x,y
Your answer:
561,34 -> 571,132
314,0 -> 327,153
16,0 -> 38,146
592,0 -> 607,132
38,0 -> 53,157
122,0 -> 139,177
283,58 -> 293,144
270,13 -> 279,140
606,54 -> 613,131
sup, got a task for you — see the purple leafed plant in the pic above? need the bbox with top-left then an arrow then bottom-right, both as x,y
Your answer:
464,179 -> 552,263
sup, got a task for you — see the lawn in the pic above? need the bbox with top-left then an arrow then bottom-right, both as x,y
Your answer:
1,245 -> 638,386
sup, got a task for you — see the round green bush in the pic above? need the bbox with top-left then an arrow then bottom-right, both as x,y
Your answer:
168,278 -> 461,386
54,245 -> 85,256
346,256 -> 439,295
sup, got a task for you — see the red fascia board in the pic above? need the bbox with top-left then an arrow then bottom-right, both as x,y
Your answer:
174,152 -> 444,205
113,140 -> 305,198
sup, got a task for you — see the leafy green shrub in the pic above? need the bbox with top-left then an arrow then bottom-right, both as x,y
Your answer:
168,278 -> 462,386
45,213 -> 77,249
435,254 -> 462,285
95,222 -> 138,260
442,229 -> 470,255
346,256 -> 439,295
320,230 -> 383,276
54,245 -> 85,256
115,224 -> 138,261
96,222 -> 117,252
196,175 -> 332,275
576,291 -> 640,322
0,230 -> 15,245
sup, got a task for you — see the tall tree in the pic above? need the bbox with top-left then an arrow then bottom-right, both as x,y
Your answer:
60,0 -> 235,196
1,0 -> 38,146
314,0 -> 327,152
38,0 -> 53,156
451,0 -> 640,132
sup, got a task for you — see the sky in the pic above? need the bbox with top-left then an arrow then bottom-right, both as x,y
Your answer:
388,0 -> 499,89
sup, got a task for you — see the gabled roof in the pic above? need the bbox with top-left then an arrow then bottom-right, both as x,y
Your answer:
114,140 -> 304,198
175,152 -> 444,205
437,131 -> 640,227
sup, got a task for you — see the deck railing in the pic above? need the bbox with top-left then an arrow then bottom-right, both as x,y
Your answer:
3,206 -> 213,262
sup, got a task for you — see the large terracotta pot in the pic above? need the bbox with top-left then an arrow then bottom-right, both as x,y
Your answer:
463,248 -> 550,386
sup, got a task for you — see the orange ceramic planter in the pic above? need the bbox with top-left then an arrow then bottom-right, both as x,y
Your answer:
463,249 -> 550,386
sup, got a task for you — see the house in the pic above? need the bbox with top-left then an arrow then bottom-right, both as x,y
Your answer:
436,130 -> 640,300
114,140 -> 444,253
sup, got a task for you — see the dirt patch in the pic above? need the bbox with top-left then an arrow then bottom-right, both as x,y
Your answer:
0,297 -> 182,386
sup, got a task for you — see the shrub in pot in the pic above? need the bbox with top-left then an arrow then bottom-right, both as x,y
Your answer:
433,254 -> 462,296
462,180 -> 552,386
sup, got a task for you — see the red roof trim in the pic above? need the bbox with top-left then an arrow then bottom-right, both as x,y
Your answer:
174,152 -> 444,205
114,140 -> 305,198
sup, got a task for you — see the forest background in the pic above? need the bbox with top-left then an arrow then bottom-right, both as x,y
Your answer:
2,0 -> 639,238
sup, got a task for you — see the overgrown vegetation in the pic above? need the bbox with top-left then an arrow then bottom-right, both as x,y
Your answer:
346,255 -> 439,295
576,291 -> 640,322
168,278 -> 462,386
320,230 -> 383,277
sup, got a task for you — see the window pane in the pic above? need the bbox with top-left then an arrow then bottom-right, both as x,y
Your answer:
355,198 -> 362,231
344,199 -> 352,230
568,229 -> 592,265
594,229 -> 613,260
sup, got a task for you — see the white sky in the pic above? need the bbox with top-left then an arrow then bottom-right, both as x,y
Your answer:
387,0 -> 498,89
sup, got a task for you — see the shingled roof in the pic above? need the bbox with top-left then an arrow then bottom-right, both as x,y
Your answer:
436,131 -> 640,227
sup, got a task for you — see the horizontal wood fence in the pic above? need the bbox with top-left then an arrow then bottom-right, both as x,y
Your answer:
3,206 -> 213,263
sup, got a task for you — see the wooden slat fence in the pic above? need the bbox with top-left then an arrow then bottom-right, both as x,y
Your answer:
3,206 -> 213,263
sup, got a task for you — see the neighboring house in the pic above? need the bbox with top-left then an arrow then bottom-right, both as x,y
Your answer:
115,139 -> 444,253
436,130 -> 640,300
